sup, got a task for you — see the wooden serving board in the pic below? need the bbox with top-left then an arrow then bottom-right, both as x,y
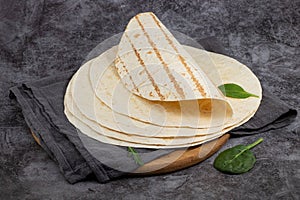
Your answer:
31,130 -> 229,175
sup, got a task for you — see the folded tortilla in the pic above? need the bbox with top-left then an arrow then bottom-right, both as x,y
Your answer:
116,12 -> 225,102
90,47 -> 232,129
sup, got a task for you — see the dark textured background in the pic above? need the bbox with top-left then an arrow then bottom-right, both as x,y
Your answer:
0,0 -> 299,199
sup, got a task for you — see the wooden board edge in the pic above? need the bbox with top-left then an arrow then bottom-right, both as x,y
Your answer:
133,134 -> 230,175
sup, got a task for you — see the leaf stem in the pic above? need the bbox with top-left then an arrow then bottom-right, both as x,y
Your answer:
246,138 -> 263,150
128,147 -> 144,166
224,138 -> 264,165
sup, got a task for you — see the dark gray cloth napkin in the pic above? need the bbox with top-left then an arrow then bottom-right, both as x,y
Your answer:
9,37 -> 297,184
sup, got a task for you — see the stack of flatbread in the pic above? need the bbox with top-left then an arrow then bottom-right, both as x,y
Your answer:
64,12 -> 262,149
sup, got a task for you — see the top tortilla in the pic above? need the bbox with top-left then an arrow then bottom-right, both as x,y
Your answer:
115,12 -> 226,103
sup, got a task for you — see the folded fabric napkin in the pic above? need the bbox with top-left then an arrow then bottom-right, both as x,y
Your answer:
9,36 -> 297,184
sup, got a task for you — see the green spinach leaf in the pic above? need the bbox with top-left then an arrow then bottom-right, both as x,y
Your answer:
213,138 -> 263,174
218,83 -> 259,99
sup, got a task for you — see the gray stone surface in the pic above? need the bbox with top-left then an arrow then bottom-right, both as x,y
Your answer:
0,0 -> 299,199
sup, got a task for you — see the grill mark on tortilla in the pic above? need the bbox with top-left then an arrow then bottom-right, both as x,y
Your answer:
149,13 -> 207,97
178,55 -> 206,96
135,15 -> 185,99
124,33 -> 164,100
117,56 -> 140,94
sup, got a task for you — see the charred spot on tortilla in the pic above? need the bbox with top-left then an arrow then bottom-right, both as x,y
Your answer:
134,33 -> 140,38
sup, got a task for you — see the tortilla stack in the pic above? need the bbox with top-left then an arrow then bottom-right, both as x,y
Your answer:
64,12 -> 262,148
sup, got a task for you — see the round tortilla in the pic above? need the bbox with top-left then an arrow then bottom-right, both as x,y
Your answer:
65,107 -> 226,148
